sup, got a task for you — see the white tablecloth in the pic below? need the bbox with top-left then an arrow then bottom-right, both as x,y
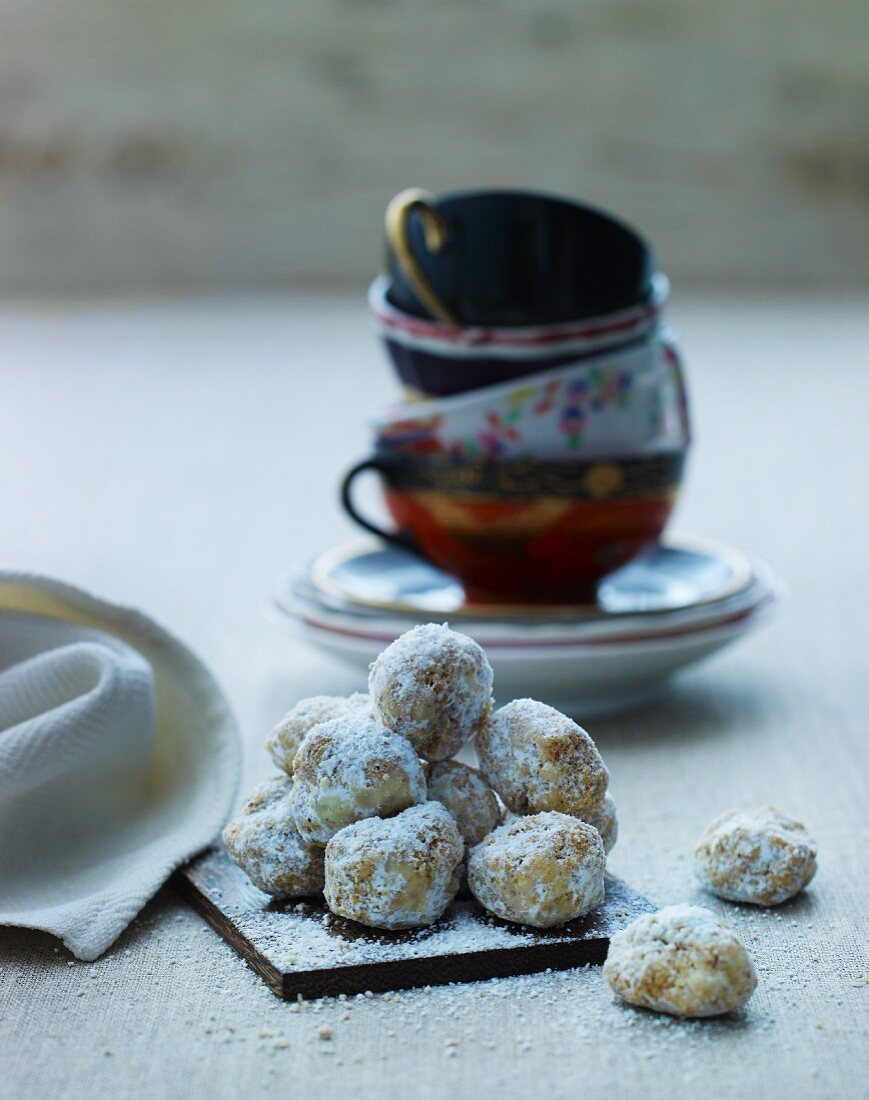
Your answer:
0,293 -> 866,1099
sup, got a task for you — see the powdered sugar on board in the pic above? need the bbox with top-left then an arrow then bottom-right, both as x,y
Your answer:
174,847 -> 656,999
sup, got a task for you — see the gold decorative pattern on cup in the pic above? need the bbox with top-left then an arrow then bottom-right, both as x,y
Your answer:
582,463 -> 625,499
418,493 -> 570,537
378,454 -> 684,500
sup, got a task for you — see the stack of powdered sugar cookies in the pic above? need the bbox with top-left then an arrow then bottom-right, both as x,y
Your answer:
223,623 -> 617,932
223,621 -> 822,1018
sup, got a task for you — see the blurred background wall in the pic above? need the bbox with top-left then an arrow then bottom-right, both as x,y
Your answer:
0,0 -> 866,295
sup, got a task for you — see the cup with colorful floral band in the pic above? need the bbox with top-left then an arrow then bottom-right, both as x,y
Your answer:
340,336 -> 690,600
368,334 -> 690,463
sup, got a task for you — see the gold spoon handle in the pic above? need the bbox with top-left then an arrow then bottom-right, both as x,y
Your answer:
385,188 -> 459,327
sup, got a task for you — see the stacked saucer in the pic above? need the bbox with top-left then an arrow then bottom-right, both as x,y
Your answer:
273,536 -> 782,716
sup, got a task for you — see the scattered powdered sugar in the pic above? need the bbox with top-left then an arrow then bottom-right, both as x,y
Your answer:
99,886 -> 792,1087
603,904 -> 758,1018
694,806 -> 818,906
265,693 -> 373,774
183,845 -> 654,979
369,624 -> 494,761
324,802 -> 464,930
477,698 -> 609,817
290,717 -> 426,845
222,776 -> 324,898
468,812 -> 606,928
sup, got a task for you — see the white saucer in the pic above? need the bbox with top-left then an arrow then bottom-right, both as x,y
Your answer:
271,537 -> 783,716
277,600 -> 777,716
293,535 -> 753,623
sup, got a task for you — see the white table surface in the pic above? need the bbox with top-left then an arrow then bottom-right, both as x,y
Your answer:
0,292 -> 867,1099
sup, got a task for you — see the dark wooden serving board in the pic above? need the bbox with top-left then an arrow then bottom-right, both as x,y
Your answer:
173,847 -> 656,1000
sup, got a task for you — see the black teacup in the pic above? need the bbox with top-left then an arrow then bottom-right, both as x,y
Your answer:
385,188 -> 656,328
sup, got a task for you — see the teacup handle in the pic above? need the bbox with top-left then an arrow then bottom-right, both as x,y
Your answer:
339,457 -> 419,551
385,188 -> 459,327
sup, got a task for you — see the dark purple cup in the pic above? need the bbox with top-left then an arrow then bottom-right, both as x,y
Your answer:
369,275 -> 668,399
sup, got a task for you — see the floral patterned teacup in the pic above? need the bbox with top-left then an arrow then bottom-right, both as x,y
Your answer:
370,334 -> 690,462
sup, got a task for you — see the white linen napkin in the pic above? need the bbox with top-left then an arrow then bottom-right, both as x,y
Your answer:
0,572 -> 241,960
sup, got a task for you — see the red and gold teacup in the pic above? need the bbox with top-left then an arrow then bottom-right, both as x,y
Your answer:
340,450 -> 685,602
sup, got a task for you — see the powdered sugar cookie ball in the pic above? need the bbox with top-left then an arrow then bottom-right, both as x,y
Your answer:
324,802 -> 464,930
290,717 -> 426,845
694,806 -> 818,906
604,904 -> 757,1017
585,792 -> 619,854
369,624 -> 493,761
426,759 -> 501,848
477,699 -> 609,818
500,796 -> 617,853
222,776 -> 324,898
265,693 -> 373,774
468,812 -> 605,928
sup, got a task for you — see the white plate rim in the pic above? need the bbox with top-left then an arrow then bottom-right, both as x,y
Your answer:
274,583 -> 782,657
300,534 -> 755,622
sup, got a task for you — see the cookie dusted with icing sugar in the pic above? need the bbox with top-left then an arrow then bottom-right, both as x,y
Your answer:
477,698 -> 609,818
500,792 -> 617,853
222,776 -> 324,898
604,904 -> 757,1017
468,812 -> 605,928
426,759 -> 501,849
265,693 -> 373,774
324,802 -> 464,930
290,717 -> 426,845
586,792 -> 619,854
694,806 -> 818,906
368,624 -> 493,762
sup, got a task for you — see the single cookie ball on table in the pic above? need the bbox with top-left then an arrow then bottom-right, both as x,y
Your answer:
477,699 -> 609,818
324,802 -> 464,930
369,624 -> 493,762
468,812 -> 605,928
694,806 -> 818,906
290,717 -> 426,845
426,759 -> 501,849
265,693 -> 372,774
223,776 -> 324,898
604,904 -> 757,1018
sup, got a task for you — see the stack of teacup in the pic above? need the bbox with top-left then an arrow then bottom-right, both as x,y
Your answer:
342,189 -> 691,603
